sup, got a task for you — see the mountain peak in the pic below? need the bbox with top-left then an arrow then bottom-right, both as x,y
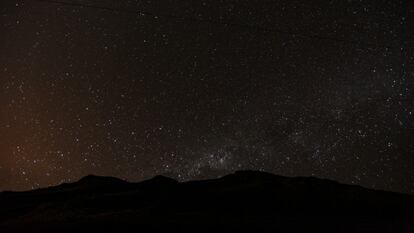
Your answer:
141,175 -> 178,186
219,170 -> 285,183
78,174 -> 126,184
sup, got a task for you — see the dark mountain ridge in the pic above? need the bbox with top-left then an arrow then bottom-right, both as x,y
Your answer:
1,171 -> 413,232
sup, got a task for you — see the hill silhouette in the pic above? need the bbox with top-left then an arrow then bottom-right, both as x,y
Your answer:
0,171 -> 413,233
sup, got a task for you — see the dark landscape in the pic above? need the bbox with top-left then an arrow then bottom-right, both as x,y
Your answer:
1,171 -> 413,233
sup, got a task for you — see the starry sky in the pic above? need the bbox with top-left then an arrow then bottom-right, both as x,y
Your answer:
1,0 -> 413,193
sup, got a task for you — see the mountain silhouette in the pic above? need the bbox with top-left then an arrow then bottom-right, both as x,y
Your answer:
0,171 -> 413,233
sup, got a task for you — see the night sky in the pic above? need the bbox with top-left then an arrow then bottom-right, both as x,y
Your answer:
1,0 -> 413,193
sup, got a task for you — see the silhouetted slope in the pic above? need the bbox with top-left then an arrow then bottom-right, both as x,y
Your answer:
0,171 -> 413,233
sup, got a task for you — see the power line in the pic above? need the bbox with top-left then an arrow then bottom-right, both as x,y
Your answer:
27,0 -> 393,50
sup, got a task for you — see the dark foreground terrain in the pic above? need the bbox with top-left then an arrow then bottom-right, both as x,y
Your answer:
1,171 -> 413,233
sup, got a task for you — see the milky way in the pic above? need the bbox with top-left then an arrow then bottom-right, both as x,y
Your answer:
1,0 -> 413,193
